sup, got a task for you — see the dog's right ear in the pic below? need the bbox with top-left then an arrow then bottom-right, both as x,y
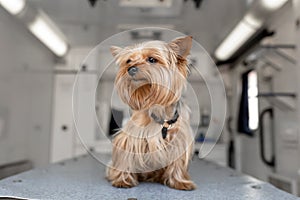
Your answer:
168,36 -> 193,58
110,46 -> 123,57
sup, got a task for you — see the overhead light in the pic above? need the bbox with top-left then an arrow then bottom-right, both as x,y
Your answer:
28,12 -> 68,57
0,0 -> 26,15
215,15 -> 261,61
0,0 -> 69,57
244,13 -> 263,28
214,0 -> 289,62
261,0 -> 288,11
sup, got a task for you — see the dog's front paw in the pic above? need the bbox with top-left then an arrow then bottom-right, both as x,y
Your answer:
111,179 -> 138,189
167,180 -> 196,191
112,181 -> 133,188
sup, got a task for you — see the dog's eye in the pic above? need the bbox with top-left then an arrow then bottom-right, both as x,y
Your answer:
126,59 -> 131,64
147,57 -> 157,64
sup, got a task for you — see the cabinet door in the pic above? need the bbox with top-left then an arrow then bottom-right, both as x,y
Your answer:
50,74 -> 75,163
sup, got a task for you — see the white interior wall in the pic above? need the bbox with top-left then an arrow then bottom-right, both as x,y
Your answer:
0,9 -> 55,167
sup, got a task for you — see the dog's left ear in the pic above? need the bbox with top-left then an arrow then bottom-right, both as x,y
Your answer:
110,46 -> 123,57
168,36 -> 193,58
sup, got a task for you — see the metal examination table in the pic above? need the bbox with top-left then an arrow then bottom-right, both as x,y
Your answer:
0,154 -> 298,200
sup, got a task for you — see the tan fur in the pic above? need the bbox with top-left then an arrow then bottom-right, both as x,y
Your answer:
106,36 -> 196,190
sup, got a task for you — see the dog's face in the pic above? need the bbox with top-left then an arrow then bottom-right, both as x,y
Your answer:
111,36 -> 192,110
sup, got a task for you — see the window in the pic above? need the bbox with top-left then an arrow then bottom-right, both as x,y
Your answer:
247,70 -> 259,130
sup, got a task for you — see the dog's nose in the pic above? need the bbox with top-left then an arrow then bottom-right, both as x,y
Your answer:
128,66 -> 138,76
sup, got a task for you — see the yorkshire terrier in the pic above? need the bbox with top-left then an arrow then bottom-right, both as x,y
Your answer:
106,36 -> 196,190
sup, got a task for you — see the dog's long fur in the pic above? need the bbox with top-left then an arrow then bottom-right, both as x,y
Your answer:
106,36 -> 196,190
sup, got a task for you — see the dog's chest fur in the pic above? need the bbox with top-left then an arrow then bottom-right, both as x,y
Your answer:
113,103 -> 193,172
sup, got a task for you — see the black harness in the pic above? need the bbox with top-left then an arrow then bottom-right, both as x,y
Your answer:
151,110 -> 179,139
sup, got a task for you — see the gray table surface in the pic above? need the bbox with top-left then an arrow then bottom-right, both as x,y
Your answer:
0,154 -> 299,200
